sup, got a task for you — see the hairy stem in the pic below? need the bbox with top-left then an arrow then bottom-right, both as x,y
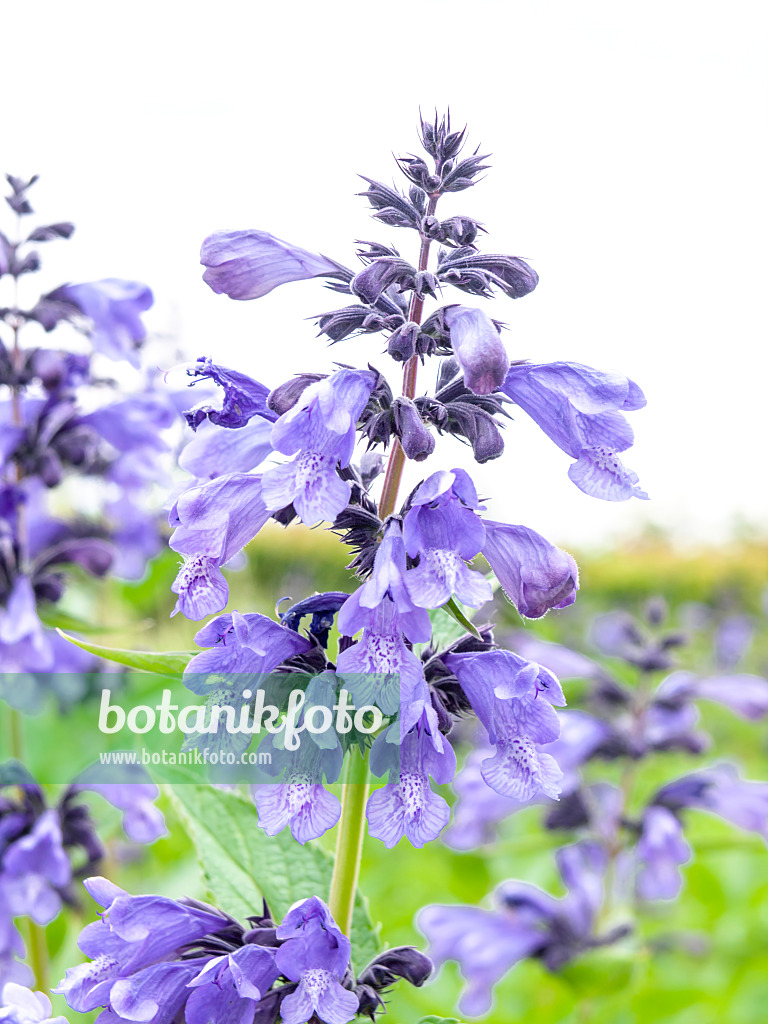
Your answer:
377,193 -> 439,519
328,747 -> 370,936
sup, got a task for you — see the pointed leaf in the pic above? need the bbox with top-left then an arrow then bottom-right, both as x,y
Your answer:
56,629 -> 194,676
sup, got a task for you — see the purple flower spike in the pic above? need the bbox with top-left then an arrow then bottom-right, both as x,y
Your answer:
0,983 -> 67,1024
404,468 -> 492,610
53,279 -> 153,367
442,305 -> 510,395
482,520 -> 579,618
501,361 -> 647,500
201,230 -> 341,301
636,806 -> 691,901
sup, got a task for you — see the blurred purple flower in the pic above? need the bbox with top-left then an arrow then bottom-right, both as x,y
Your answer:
420,841 -> 613,1015
654,764 -> 768,840
52,279 -> 153,367
0,983 -> 67,1024
201,230 -> 341,301
635,805 -> 691,901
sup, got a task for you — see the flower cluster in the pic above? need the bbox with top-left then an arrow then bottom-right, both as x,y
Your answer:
165,112 -> 647,851
55,881 -> 430,1024
420,597 -> 768,1011
0,768 -> 166,985
0,174 -> 172,691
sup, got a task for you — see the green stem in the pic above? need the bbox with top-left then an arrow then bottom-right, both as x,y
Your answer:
8,708 -> 24,761
25,919 -> 50,993
328,190 -> 441,932
328,748 -> 370,935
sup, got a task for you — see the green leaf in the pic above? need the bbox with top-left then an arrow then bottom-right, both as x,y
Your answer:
56,630 -> 194,676
418,1017 -> 465,1023
428,599 -> 481,649
168,783 -> 381,971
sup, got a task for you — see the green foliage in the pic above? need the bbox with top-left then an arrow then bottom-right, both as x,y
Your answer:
169,783 -> 381,972
57,629 -> 194,676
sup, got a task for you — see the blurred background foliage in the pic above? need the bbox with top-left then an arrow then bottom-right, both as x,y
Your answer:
7,525 -> 768,1024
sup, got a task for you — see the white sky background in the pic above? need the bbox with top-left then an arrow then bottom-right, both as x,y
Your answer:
3,0 -> 767,551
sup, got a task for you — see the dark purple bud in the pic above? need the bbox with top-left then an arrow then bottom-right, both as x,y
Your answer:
350,257 -> 417,305
421,215 -> 444,241
393,397 -> 435,461
267,373 -> 325,416
11,251 -> 41,276
440,215 -> 484,247
644,596 -> 668,626
28,293 -> 81,332
358,177 -> 421,230
26,223 -> 75,242
470,411 -> 505,462
357,946 -> 433,990
438,247 -> 539,299
316,305 -> 396,343
387,321 -> 420,362
440,152 -> 492,191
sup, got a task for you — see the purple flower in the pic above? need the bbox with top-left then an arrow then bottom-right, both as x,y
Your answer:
72,783 -> 167,845
442,305 -> 509,395
654,764 -> 768,840
445,650 -> 565,801
0,576 -> 53,672
1,811 -> 71,925
52,279 -> 153,367
446,712 -> 610,849
366,713 -> 456,849
169,474 -> 272,619
419,842 -> 610,1015
252,783 -> 341,846
403,469 -> 492,609
179,419 -> 274,482
656,670 -> 768,722
274,897 -> 358,1024
183,358 -> 277,431
501,361 -> 647,500
184,610 -> 312,685
635,806 -> 692,901
262,369 -> 376,525
0,983 -> 67,1024
714,614 -> 754,668
337,521 -> 431,715
482,520 -> 579,618
201,231 -> 341,301
186,945 -> 279,1024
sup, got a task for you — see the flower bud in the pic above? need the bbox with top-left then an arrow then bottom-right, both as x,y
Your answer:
443,305 -> 510,395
